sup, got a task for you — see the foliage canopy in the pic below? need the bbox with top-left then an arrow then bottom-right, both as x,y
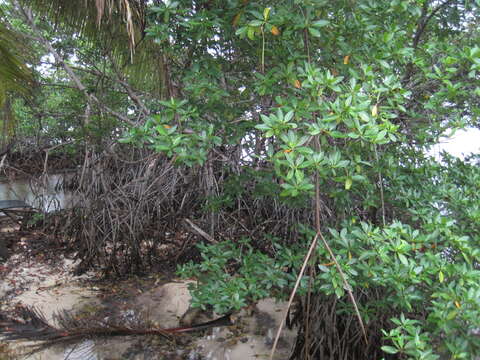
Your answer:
1,0 -> 480,359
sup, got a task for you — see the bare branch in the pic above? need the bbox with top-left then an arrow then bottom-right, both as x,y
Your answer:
184,218 -> 218,244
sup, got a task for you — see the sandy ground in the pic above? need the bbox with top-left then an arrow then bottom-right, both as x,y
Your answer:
1,230 -> 296,360
0,253 -> 100,359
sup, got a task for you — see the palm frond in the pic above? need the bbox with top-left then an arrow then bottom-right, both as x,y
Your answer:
26,0 -> 146,59
0,304 -> 234,355
24,0 -> 166,98
0,307 -> 234,346
0,23 -> 34,104
0,20 -> 35,145
0,305 -> 172,357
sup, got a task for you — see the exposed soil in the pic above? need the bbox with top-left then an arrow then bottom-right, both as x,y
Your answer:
0,219 -> 296,360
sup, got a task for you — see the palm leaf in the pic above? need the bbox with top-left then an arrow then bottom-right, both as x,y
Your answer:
25,0 -> 166,97
0,21 -> 35,146
0,23 -> 34,104
26,0 -> 146,50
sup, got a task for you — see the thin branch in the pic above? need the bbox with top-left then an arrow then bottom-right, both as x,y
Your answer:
184,218 -> 217,244
269,233 -> 320,360
317,230 -> 368,345
109,59 -> 150,117
42,140 -> 75,174
0,154 -> 7,171
270,139 -> 368,359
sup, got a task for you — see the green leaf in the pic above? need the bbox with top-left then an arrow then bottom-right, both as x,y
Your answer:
383,32 -> 394,43
249,20 -> 263,27
398,254 -> 408,266
312,20 -> 329,28
381,346 -> 399,354
358,111 -> 370,122
375,130 -> 387,142
308,27 -> 321,38
284,110 -> 294,122
247,27 -> 256,40
255,123 -> 271,131
446,309 -> 458,320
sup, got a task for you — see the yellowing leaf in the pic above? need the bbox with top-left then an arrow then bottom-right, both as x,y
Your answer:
284,149 -> 292,153
232,13 -> 241,27
293,79 -> 301,88
320,261 -> 334,267
345,177 -> 352,190
372,104 -> 378,117
263,7 -> 271,21
163,125 -> 171,129
343,55 -> 350,65
270,25 -> 280,36
455,301 -> 461,309
439,271 -> 444,283
247,27 -> 255,40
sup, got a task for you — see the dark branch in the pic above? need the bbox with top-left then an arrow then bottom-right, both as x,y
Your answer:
412,0 -> 456,49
